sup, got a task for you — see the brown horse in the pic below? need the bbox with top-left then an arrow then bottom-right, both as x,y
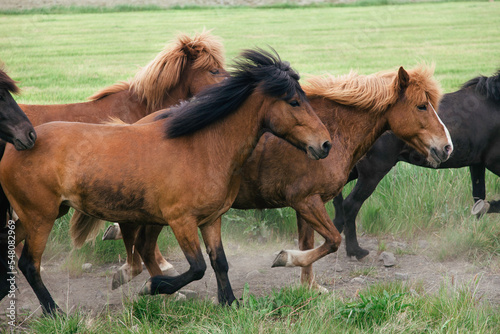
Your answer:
0,49 -> 332,314
103,65 -> 453,290
0,67 -> 36,150
11,30 -> 227,264
21,30 -> 226,127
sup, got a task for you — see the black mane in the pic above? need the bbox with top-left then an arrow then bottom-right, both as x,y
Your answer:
0,67 -> 20,94
461,69 -> 500,102
156,48 -> 307,138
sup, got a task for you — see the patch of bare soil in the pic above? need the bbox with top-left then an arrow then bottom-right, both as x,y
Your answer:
2,234 -> 499,324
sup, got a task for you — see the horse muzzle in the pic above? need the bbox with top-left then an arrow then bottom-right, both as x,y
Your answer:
428,143 -> 453,166
307,140 -> 332,160
13,130 -> 37,150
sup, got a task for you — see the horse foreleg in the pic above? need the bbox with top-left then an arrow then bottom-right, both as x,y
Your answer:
470,164 -> 490,217
200,217 -> 236,305
140,217 -> 206,296
477,163 -> 500,214
332,194 -> 345,233
273,195 -> 341,268
17,218 -> 60,314
297,213 -> 318,289
0,226 -> 11,300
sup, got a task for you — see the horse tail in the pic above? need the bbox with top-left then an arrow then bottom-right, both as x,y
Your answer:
69,211 -> 106,248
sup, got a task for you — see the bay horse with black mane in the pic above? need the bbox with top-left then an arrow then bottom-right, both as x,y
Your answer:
10,30 -> 226,269
0,48 -> 332,314
100,65 -> 453,291
331,69 -> 500,260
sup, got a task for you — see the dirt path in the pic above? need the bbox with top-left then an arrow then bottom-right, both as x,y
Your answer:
2,234 -> 499,322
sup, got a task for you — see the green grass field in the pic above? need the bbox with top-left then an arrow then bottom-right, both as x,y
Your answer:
1,1 -> 500,332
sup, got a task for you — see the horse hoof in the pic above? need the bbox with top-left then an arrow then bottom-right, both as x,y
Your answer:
309,282 -> 329,293
102,223 -> 122,240
347,248 -> 370,261
271,250 -> 289,267
471,200 -> 490,216
111,269 -> 128,290
139,281 -> 152,296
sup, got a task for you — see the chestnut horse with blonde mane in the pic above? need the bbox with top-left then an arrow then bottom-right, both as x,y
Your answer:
102,65 -> 453,290
21,30 -> 226,126
0,49 -> 332,314
11,30 -> 226,265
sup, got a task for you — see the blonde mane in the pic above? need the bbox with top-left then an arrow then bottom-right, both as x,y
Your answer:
89,30 -> 225,112
303,64 -> 441,113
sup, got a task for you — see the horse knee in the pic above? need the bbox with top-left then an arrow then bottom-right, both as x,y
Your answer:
192,261 -> 207,281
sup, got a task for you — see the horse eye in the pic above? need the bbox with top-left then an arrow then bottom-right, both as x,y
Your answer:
417,104 -> 427,111
210,69 -> 220,75
289,100 -> 300,107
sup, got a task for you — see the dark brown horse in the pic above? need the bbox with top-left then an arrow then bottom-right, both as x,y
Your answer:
11,30 -> 227,263
0,66 -> 37,306
101,65 -> 453,290
0,49 -> 332,314
0,67 -> 36,150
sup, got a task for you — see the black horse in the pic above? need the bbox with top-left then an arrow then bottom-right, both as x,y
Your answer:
333,70 -> 500,259
0,67 -> 37,302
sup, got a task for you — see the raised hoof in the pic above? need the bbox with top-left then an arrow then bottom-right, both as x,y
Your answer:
471,199 -> 490,217
271,250 -> 289,267
139,280 -> 152,296
102,223 -> 122,240
111,269 -> 128,290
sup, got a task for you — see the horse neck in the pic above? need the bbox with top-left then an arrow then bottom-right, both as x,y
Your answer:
157,82 -> 193,112
314,98 -> 389,172
192,92 -> 266,175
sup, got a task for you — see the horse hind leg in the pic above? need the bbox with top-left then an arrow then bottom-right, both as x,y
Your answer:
140,217 -> 206,297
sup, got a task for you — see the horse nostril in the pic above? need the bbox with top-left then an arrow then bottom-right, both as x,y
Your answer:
444,144 -> 452,155
29,131 -> 37,142
322,141 -> 332,154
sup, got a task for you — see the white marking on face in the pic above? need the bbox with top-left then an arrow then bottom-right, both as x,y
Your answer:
429,101 -> 453,151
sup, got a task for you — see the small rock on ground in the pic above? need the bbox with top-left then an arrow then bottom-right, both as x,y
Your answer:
379,251 -> 396,267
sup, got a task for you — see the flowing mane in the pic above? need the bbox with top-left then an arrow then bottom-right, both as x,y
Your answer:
462,69 -> 500,102
0,66 -> 20,94
157,48 -> 306,138
89,30 -> 225,112
303,65 -> 441,113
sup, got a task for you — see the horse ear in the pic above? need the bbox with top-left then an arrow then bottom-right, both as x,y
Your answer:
182,44 -> 201,60
396,66 -> 410,90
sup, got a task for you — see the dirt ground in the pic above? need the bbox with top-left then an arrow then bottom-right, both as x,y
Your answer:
2,234 -> 499,323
